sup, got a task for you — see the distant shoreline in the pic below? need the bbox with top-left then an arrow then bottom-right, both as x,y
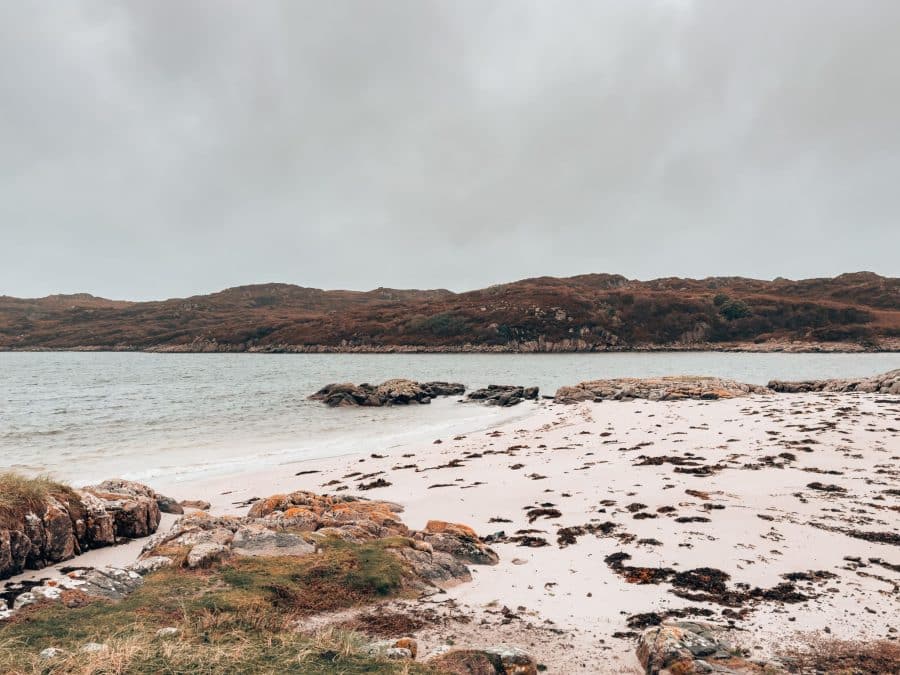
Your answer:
3,340 -> 899,354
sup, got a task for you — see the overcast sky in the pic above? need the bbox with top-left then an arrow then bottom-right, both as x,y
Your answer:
1,1 -> 898,300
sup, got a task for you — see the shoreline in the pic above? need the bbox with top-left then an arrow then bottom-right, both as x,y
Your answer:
4,340 -> 900,354
7,389 -> 898,672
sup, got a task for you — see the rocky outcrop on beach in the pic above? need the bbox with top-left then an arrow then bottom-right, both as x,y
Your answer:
309,379 -> 465,407
554,376 -> 769,403
466,384 -> 540,407
637,622 -> 786,674
768,368 -> 900,394
141,490 -> 497,591
1,566 -> 146,621
0,479 -> 162,581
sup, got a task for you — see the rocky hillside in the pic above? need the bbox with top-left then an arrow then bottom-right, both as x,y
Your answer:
1,272 -> 898,352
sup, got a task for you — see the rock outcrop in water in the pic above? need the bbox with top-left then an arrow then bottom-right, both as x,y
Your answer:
768,368 -> 900,394
554,376 -> 769,403
466,384 -> 540,406
309,379 -> 465,407
0,479 -> 162,581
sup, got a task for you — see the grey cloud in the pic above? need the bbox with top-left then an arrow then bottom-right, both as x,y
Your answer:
0,0 -> 897,299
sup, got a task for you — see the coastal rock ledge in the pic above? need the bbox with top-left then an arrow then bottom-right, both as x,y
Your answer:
0,478 -> 163,581
768,368 -> 900,394
554,376 -> 769,403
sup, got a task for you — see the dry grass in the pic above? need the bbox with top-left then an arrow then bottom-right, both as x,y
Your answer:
0,543 -> 430,674
0,472 -> 79,529
779,636 -> 900,674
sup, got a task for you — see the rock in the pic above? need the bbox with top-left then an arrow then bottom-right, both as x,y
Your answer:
82,480 -> 162,539
467,385 -> 540,406
156,494 -> 184,515
128,555 -> 173,575
768,368 -> 900,394
155,627 -> 180,638
384,647 -> 413,660
428,646 -> 538,674
395,637 -> 418,658
186,542 -> 228,568
76,567 -> 144,599
422,521 -> 499,565
141,491 -> 496,594
310,379 -> 465,407
484,646 -> 539,675
1,565 -> 149,620
80,642 -> 108,654
231,524 -> 315,557
0,479 -> 162,581
391,546 -> 472,589
364,639 -> 418,660
555,376 -> 769,403
39,647 -> 66,660
179,500 -> 211,511
637,622 -> 785,674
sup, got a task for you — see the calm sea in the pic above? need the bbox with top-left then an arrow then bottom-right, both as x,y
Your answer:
1,352 -> 897,486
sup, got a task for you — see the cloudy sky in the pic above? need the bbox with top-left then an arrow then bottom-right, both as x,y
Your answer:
1,1 -> 898,300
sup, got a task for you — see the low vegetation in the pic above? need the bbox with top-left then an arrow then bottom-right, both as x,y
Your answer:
0,543 -> 432,674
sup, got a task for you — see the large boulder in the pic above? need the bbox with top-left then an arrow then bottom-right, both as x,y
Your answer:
82,480 -> 162,538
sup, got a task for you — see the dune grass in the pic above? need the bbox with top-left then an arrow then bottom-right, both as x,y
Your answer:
0,472 -> 79,529
0,541 -> 430,674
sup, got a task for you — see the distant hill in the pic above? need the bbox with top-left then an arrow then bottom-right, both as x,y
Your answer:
1,273 -> 898,352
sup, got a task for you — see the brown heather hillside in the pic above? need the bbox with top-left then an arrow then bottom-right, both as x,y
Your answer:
1,273 -> 898,352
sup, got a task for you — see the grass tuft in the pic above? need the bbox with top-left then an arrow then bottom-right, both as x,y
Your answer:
0,472 -> 79,529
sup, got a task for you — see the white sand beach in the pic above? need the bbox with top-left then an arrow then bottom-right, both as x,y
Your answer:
18,391 -> 894,672
89,394 -> 900,672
